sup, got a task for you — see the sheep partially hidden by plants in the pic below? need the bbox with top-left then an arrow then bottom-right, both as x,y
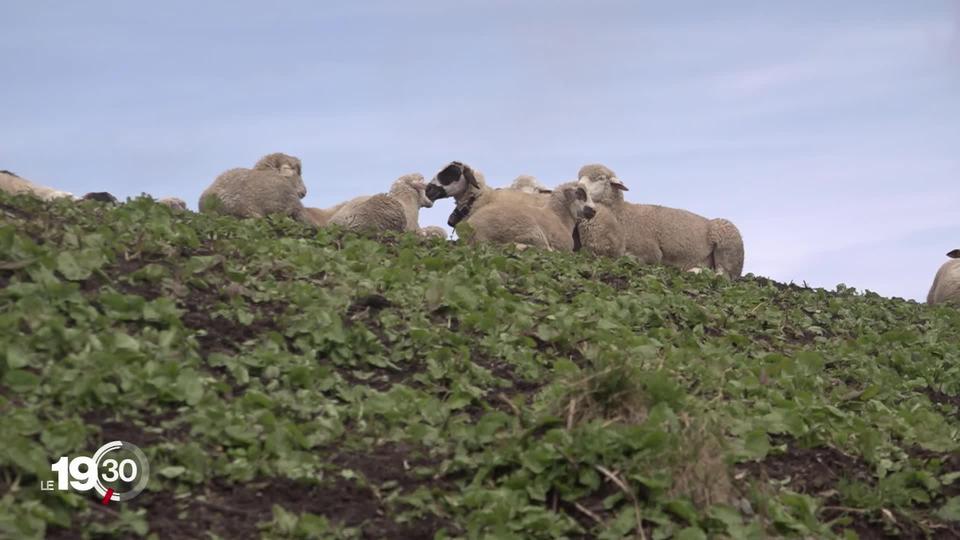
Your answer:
0,170 -> 74,200
508,175 -> 552,195
327,173 -> 433,233
199,153 -> 310,223
82,192 -> 118,203
303,194 -> 375,227
424,161 -> 545,227
577,164 -> 744,277
928,249 -> 960,306
159,197 -> 188,211
575,204 -> 626,258
418,226 -> 448,239
465,182 -> 596,251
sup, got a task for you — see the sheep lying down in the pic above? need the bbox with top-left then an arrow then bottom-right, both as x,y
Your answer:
508,175 -> 552,195
199,152 -> 310,223
328,173 -> 433,233
1,170 -> 74,201
928,249 -> 960,306
466,182 -> 596,252
577,164 -> 745,277
418,226 -> 448,239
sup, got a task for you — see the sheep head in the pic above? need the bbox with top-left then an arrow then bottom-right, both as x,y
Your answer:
554,181 -> 596,221
577,163 -> 627,204
254,152 -> 307,198
510,175 -> 552,194
390,173 -> 433,208
426,161 -> 483,201
159,197 -> 188,211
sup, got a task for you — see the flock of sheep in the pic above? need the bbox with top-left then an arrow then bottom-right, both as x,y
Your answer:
2,152 -> 958,307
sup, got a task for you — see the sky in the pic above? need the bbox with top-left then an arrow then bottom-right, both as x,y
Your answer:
1,1 -> 957,302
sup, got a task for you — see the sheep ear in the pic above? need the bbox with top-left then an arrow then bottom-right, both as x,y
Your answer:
463,166 -> 480,188
610,177 -> 629,191
948,249 -> 960,258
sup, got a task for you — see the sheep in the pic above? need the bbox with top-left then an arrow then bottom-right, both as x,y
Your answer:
577,164 -> 745,277
927,249 -> 960,306
198,152 -> 310,223
465,181 -> 597,251
508,175 -> 552,195
82,192 -> 119,203
0,170 -> 74,200
418,226 -> 448,239
575,204 -> 626,258
424,161 -> 546,227
327,173 -> 433,233
303,195 -> 372,227
304,204 -> 344,227
159,197 -> 187,211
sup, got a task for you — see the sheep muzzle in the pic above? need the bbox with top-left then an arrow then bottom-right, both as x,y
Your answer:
425,183 -> 447,201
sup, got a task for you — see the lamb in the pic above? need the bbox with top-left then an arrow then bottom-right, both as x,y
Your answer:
424,161 -> 546,227
577,164 -> 745,277
159,197 -> 188,211
465,182 -> 597,251
304,204 -> 344,227
327,173 -> 433,233
575,204 -> 626,258
418,226 -> 448,239
0,170 -> 74,200
198,152 -> 310,223
508,175 -> 552,195
303,196 -> 371,227
927,249 -> 960,306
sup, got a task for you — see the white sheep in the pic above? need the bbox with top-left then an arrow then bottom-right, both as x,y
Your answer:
928,249 -> 960,306
158,197 -> 188,211
0,170 -> 74,201
577,164 -> 744,277
424,161 -> 546,227
465,181 -> 597,251
418,226 -> 448,239
327,173 -> 433,233
508,175 -> 552,195
199,152 -> 310,223
303,195 -> 374,227
575,204 -> 626,258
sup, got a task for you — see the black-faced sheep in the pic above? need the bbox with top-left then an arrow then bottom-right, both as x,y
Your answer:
424,161 -> 547,227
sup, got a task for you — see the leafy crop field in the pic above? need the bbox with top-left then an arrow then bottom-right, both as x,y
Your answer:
2,193 -> 960,539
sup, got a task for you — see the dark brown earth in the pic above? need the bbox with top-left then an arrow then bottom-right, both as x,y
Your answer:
738,438 -> 960,539
46,437 -> 457,540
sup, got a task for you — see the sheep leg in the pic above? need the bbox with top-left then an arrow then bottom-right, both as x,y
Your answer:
628,240 -> 663,266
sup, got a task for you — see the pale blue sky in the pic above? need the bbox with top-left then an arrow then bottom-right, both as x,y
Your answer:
1,1 -> 957,301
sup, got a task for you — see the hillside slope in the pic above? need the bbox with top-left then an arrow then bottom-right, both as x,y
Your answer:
2,193 -> 959,539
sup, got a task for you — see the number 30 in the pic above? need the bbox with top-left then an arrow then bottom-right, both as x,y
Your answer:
101,458 -> 138,482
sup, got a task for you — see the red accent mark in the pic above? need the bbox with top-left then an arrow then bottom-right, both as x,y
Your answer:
102,489 -> 114,505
